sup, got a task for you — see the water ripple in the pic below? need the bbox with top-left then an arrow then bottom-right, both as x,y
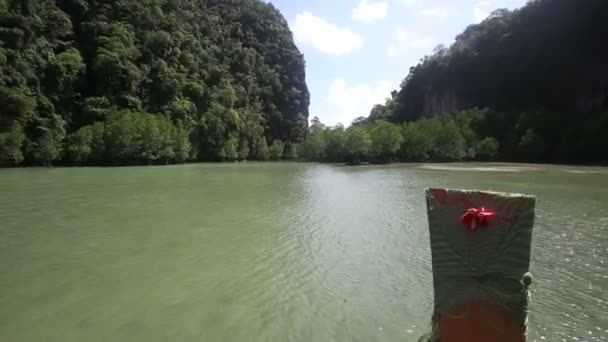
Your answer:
0,163 -> 606,341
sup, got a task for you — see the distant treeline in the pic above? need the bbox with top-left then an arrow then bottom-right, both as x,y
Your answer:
300,108 -> 608,165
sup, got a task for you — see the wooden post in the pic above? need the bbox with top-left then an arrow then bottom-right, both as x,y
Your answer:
425,188 -> 536,342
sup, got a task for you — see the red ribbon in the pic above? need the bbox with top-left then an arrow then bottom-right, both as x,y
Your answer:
460,207 -> 496,231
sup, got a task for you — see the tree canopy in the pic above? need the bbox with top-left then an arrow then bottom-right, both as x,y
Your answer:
0,0 -> 309,166
299,115 -> 473,165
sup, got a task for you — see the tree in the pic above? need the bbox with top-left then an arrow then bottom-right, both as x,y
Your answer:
253,136 -> 269,160
44,48 -> 85,96
0,124 -> 26,165
400,123 -> 432,161
323,125 -> 346,162
219,136 -> 239,161
369,121 -> 403,163
67,125 -> 95,164
300,129 -> 325,161
309,116 -> 325,133
344,126 -> 372,164
139,117 -> 163,163
477,137 -> 500,161
237,138 -> 250,160
431,121 -> 466,161
0,90 -> 35,126
268,140 -> 285,160
33,115 -> 67,166
174,122 -> 191,163
283,142 -> 298,159
101,111 -> 189,165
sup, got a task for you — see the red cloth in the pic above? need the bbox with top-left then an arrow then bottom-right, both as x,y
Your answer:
460,207 -> 496,231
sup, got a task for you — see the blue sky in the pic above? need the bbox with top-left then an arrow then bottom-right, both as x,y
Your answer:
269,0 -> 528,126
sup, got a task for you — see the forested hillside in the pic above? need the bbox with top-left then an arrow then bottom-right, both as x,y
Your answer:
0,0 -> 309,166
362,0 -> 608,164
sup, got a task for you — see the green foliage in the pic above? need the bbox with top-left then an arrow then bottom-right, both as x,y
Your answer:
299,111 -> 529,164
477,137 -> 500,161
344,126 -> 372,164
252,136 -> 269,160
268,140 -> 284,160
0,123 -> 25,165
102,111 -> 190,165
237,138 -> 250,161
366,92 -> 398,124
0,0 -> 309,166
68,124 -> 99,164
323,125 -> 346,162
451,110 -> 480,159
283,142 -> 298,160
400,117 -> 466,162
369,121 -> 403,163
0,89 -> 34,165
0,89 -> 35,125
174,122 -> 191,163
219,135 -> 239,161
299,129 -> 325,162
431,121 -> 466,161
400,123 -> 432,161
33,114 -> 66,165
44,48 -> 85,95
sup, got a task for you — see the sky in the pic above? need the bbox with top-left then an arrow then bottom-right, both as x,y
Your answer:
269,0 -> 528,127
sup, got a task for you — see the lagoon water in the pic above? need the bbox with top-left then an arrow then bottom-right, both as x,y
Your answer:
1,163 -> 607,341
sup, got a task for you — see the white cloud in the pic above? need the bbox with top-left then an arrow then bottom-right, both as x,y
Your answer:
418,7 -> 452,21
387,45 -> 400,57
387,26 -> 435,56
325,78 -> 393,126
396,27 -> 409,42
292,12 -> 364,56
473,1 -> 492,23
400,0 -> 416,7
352,0 -> 389,23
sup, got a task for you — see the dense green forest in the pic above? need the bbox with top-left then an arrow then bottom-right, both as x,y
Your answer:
300,110 -> 498,165
0,0 -> 309,166
349,0 -> 608,165
3,0 -> 607,167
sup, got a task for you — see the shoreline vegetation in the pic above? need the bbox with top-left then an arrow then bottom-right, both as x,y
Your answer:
298,110 -> 608,166
4,158 -> 608,170
2,0 -> 607,168
2,108 -> 608,168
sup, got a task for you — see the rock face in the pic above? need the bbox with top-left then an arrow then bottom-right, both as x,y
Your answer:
391,0 -> 608,121
423,90 -> 463,116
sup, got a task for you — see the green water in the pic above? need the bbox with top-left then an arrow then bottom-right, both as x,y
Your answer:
1,163 -> 607,341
